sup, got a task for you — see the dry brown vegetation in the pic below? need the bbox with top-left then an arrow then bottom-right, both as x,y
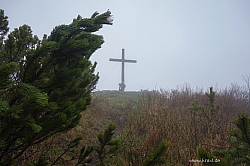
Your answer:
18,84 -> 249,165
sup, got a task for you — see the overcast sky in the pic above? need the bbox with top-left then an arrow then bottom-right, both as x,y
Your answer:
2,0 -> 250,91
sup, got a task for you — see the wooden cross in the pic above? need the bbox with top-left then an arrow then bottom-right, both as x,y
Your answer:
109,49 -> 137,91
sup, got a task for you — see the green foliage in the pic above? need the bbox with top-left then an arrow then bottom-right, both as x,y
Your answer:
0,9 -> 112,165
142,140 -> 169,166
76,145 -> 94,166
71,123 -> 121,166
229,112 -> 250,164
188,87 -> 220,149
0,9 -> 9,49
197,146 -> 222,166
188,100 -> 204,114
189,87 -> 219,121
206,87 -> 219,116
196,109 -> 250,165
94,123 -> 121,166
50,136 -> 83,165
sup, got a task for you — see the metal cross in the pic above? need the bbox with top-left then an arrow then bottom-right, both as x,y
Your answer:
109,49 -> 137,91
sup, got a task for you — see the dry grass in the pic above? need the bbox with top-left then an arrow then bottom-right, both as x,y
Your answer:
119,84 -> 248,165
17,84 -> 249,165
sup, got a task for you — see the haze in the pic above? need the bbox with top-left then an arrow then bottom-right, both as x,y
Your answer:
2,0 -> 250,91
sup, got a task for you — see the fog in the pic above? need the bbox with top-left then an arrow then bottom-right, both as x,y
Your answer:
2,0 -> 250,91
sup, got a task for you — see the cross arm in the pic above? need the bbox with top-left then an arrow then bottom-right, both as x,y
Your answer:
109,58 -> 137,63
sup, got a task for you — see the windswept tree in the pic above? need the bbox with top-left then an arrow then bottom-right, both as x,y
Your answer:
0,9 -> 113,165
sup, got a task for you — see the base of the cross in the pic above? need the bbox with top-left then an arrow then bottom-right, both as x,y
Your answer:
118,83 -> 126,92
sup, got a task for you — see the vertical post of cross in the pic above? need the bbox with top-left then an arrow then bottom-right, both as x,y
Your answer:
121,49 -> 125,84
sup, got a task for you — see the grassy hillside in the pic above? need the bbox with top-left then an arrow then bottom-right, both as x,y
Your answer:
22,86 -> 250,165
74,86 -> 249,165
93,90 -> 140,104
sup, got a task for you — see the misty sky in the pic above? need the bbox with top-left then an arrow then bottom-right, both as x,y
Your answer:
2,0 -> 250,91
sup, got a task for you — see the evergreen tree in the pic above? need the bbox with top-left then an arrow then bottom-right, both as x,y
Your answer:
0,9 -> 9,62
0,9 -> 112,165
0,9 -> 9,40
214,112 -> 250,165
94,123 -> 121,166
142,140 -> 169,166
197,112 -> 250,165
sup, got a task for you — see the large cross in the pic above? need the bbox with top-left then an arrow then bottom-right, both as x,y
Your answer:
109,49 -> 137,92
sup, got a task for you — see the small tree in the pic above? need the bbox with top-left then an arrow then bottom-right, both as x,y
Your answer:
0,9 -> 113,165
94,123 -> 121,166
142,140 -> 170,166
197,112 -> 250,165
